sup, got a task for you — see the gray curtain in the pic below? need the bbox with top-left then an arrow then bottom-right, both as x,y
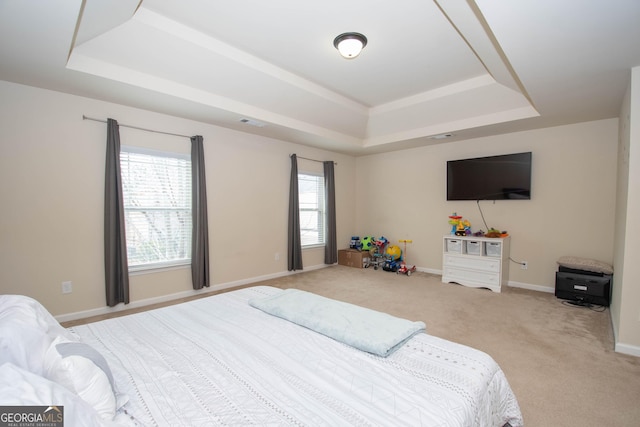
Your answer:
191,135 -> 210,289
323,161 -> 337,264
104,118 -> 130,307
288,154 -> 303,271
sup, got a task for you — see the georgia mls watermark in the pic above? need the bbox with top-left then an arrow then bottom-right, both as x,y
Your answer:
0,406 -> 63,427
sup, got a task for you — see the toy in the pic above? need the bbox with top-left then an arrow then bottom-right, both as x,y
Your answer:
485,228 -> 503,238
456,219 -> 471,236
383,244 -> 402,272
365,236 -> 389,270
349,236 -> 362,250
448,213 -> 471,236
448,213 -> 462,235
361,236 -> 375,252
397,239 -> 417,276
385,244 -> 402,261
383,258 -> 401,272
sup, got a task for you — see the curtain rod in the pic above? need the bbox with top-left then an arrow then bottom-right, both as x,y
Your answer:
291,154 -> 337,165
83,115 -> 191,139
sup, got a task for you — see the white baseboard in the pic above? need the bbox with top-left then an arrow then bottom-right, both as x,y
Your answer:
608,311 -> 640,357
417,267 -> 442,275
418,269 -> 555,293
55,264 -> 328,323
614,342 -> 640,357
508,280 -> 555,293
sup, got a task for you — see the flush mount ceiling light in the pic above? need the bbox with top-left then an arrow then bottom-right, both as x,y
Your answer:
333,32 -> 367,59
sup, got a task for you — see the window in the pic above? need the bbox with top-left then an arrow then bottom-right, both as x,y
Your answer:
120,146 -> 192,271
298,172 -> 325,247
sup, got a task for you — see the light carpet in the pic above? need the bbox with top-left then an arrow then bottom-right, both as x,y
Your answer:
64,265 -> 640,426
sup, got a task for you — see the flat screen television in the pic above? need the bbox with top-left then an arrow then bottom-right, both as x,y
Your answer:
447,152 -> 532,200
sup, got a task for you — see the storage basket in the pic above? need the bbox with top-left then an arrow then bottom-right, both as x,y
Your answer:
446,239 -> 463,253
485,241 -> 501,257
466,240 -> 483,256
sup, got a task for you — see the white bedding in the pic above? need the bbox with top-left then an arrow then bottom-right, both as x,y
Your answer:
70,286 -> 523,426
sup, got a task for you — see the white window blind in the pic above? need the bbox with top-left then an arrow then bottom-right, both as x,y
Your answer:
120,146 -> 192,270
298,172 -> 325,247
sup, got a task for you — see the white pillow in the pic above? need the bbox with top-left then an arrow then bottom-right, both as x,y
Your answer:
0,362 -> 107,427
43,336 -> 126,420
0,295 -> 76,375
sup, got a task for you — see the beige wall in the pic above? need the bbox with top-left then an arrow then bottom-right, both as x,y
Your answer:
355,119 -> 619,291
0,81 -> 356,317
0,79 -> 630,356
612,66 -> 640,355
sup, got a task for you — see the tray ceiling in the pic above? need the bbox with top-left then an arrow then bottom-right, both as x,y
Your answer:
1,0 -> 639,154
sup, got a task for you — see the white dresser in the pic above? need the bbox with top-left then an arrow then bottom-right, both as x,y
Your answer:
442,235 -> 510,293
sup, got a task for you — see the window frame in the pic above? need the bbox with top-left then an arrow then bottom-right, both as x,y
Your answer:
120,145 -> 192,273
298,171 -> 326,249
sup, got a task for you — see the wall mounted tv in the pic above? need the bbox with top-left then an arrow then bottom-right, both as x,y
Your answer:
447,152 -> 532,200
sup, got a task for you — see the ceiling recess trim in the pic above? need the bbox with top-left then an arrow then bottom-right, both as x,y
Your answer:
66,0 -> 539,152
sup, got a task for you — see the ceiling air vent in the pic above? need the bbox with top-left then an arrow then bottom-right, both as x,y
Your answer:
428,133 -> 454,140
239,118 -> 266,128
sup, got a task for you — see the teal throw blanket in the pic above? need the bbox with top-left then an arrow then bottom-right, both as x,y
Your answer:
249,289 -> 426,357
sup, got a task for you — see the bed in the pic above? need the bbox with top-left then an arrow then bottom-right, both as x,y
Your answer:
0,286 -> 523,426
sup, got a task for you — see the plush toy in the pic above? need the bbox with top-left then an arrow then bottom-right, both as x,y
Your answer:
485,228 -> 502,238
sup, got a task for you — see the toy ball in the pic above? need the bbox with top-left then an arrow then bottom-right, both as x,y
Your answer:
385,245 -> 402,260
361,236 -> 375,251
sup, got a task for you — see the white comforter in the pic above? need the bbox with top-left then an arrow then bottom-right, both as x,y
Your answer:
71,286 -> 523,427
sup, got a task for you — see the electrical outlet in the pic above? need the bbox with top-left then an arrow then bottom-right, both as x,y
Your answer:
275,252 -> 280,261
61,281 -> 73,294
521,261 -> 528,270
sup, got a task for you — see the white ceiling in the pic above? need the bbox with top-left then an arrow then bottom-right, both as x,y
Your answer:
1,0 -> 639,155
